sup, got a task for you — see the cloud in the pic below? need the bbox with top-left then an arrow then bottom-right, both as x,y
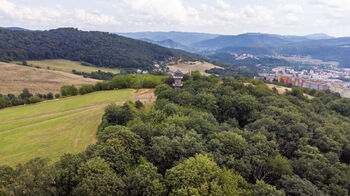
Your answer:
279,4 -> 304,13
0,0 -> 119,27
215,0 -> 230,9
74,9 -> 119,25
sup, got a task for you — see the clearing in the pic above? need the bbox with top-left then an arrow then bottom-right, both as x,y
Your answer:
266,84 -> 313,99
168,61 -> 223,76
0,62 -> 99,95
0,89 -> 155,167
13,59 -> 120,74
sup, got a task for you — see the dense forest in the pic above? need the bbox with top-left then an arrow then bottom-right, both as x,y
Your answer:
0,28 -> 179,70
1,73 -> 350,195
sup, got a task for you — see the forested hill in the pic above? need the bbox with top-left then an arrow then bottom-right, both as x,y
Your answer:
0,28 -> 177,70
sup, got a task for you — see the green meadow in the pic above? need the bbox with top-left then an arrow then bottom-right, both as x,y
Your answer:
0,90 -> 132,166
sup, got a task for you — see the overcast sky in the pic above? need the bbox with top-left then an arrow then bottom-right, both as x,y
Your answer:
1,0 -> 350,36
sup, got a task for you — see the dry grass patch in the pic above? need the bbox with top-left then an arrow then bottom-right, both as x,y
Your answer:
266,84 -> 313,99
168,61 -> 223,76
0,62 -> 99,95
13,59 -> 120,74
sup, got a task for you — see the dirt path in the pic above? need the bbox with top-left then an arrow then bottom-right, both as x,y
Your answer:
1,89 -> 156,127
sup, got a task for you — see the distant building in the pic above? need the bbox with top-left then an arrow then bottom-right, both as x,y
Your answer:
172,70 -> 183,90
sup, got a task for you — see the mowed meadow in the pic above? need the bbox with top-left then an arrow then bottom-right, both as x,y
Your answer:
0,89 -> 140,166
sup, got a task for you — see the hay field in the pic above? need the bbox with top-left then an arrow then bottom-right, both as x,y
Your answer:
0,62 -> 99,95
168,61 -> 223,75
13,59 -> 120,74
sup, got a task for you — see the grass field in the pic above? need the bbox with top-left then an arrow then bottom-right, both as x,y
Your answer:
13,59 -> 120,74
168,61 -> 223,75
0,89 -> 154,167
0,62 -> 99,95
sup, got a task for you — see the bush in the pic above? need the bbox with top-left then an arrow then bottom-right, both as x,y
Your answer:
61,85 -> 78,96
79,84 -> 95,95
135,100 -> 144,109
28,96 -> 42,104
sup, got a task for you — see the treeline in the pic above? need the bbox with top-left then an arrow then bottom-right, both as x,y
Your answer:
0,74 -> 164,110
0,28 -> 177,70
0,88 -> 57,109
72,70 -> 116,80
1,72 -> 350,195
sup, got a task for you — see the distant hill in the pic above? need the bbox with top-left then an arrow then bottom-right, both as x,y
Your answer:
187,32 -> 350,67
191,33 -> 310,50
118,31 -> 219,45
0,28 -> 182,70
141,38 -> 194,51
0,27 -> 29,31
305,33 -> 334,40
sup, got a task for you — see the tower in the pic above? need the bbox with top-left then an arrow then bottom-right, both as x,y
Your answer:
172,70 -> 183,90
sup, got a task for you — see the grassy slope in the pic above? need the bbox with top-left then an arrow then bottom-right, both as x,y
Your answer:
0,62 -> 99,95
0,90 -> 132,166
168,61 -> 223,75
13,59 -> 120,74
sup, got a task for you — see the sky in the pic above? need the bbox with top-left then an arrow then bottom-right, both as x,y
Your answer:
1,0 -> 350,36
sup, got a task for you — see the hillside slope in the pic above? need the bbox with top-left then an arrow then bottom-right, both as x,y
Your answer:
0,28 -> 177,70
0,62 -> 99,94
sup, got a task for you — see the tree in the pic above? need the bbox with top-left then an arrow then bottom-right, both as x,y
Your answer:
102,103 -> 135,126
250,180 -> 285,196
79,84 -> 95,95
9,158 -> 55,196
61,85 -> 78,96
53,153 -> 85,195
209,131 -> 248,167
0,166 -> 15,195
165,154 -> 250,195
127,159 -> 167,196
146,124 -> 205,173
278,175 -> 326,196
19,88 -> 33,100
93,138 -> 133,174
97,125 -> 145,162
73,157 -> 125,196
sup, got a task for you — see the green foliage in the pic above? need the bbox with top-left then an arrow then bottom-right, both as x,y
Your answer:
28,96 -> 41,104
0,28 -> 175,70
110,74 -> 163,89
79,84 -> 95,95
6,158 -> 54,196
127,160 -> 167,196
278,175 -> 325,196
102,103 -> 135,127
92,138 -> 133,174
251,180 -> 285,196
3,74 -> 350,196
135,100 -> 144,109
61,85 -> 78,96
165,154 -> 250,195
73,157 -> 125,196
